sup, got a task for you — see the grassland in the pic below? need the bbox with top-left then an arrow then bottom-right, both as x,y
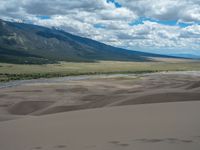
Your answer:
0,60 -> 200,82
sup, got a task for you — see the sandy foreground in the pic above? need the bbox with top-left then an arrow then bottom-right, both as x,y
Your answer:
0,71 -> 200,149
0,102 -> 200,150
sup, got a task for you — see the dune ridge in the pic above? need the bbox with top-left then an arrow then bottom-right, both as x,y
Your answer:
0,72 -> 200,120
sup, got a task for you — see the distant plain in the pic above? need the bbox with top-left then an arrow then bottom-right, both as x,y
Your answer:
1,58 -> 200,82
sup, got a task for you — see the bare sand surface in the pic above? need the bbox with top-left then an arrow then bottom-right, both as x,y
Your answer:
0,72 -> 200,120
0,101 -> 200,150
0,71 -> 200,149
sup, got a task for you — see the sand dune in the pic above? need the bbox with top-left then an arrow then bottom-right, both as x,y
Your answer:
9,101 -> 54,115
187,81 -> 200,89
0,72 -> 200,119
0,72 -> 200,149
0,101 -> 200,150
117,92 -> 200,106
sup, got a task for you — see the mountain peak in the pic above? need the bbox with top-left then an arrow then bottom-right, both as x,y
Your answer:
0,19 -> 176,64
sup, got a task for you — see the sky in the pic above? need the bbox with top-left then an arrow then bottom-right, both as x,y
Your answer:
0,0 -> 200,55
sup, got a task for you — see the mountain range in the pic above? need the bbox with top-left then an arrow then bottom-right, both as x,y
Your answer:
0,19 -> 177,64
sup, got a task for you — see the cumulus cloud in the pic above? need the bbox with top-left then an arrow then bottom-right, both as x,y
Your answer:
180,25 -> 200,38
118,0 -> 200,23
0,0 -> 200,54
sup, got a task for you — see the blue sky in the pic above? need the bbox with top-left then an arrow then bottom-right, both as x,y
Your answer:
129,17 -> 196,28
36,15 -> 51,20
0,0 -> 200,55
107,0 -> 122,8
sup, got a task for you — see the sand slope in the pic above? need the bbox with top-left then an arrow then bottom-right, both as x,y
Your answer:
0,101 -> 200,150
0,72 -> 200,149
0,72 -> 200,121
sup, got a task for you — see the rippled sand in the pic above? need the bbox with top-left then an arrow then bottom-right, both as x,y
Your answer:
0,72 -> 200,120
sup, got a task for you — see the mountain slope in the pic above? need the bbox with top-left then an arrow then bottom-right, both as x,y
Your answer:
0,19 -> 175,64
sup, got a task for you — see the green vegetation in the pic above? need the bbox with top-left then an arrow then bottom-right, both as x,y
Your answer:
0,61 -> 200,82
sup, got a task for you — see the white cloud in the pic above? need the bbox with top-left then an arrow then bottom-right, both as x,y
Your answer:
180,25 -> 200,38
118,0 -> 200,23
99,7 -> 137,21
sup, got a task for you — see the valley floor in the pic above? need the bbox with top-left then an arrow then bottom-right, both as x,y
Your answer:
1,60 -> 200,82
